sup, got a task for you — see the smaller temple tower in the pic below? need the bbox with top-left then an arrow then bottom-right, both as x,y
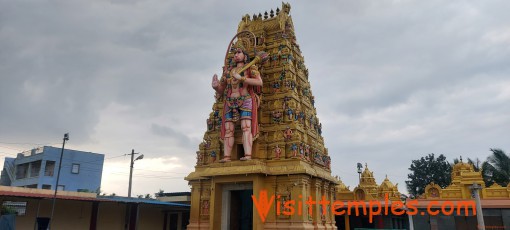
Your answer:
334,164 -> 403,230
335,163 -> 401,201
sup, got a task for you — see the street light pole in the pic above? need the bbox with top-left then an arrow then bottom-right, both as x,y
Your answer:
357,163 -> 363,184
407,206 -> 415,230
128,149 -> 143,198
49,133 -> 69,229
471,183 -> 485,230
402,196 -> 415,230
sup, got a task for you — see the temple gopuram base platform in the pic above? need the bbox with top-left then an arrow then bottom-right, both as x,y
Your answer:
186,159 -> 337,229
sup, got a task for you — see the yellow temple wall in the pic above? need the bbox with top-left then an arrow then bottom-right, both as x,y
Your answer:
422,162 -> 510,200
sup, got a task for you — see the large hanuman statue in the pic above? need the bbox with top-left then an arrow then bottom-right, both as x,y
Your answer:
211,36 -> 263,162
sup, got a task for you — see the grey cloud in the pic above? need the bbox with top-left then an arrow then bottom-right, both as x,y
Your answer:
150,123 -> 194,149
1,0 -> 509,194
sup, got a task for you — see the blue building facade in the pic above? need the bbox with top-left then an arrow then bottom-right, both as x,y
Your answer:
0,146 -> 104,192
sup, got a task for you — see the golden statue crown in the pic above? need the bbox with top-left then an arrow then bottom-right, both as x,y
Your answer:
231,35 -> 254,54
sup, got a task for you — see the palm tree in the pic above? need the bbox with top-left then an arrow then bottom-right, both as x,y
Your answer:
483,149 -> 510,187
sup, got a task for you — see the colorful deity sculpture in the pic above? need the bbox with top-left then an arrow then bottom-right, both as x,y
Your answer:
207,118 -> 214,131
203,135 -> 211,149
274,145 -> 282,159
284,126 -> 293,141
201,200 -> 210,215
212,39 -> 263,162
286,108 -> 293,121
196,151 -> 203,165
272,110 -> 283,123
282,96 -> 290,110
273,81 -> 281,93
291,143 -> 298,158
299,143 -> 305,158
305,144 -> 311,160
210,151 -> 217,162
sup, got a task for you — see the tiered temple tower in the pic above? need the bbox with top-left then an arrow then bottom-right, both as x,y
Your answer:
335,163 -> 401,201
186,3 -> 338,229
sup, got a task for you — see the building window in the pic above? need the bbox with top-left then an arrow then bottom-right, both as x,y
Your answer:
15,163 -> 29,179
2,201 -> 27,216
71,164 -> 80,174
42,184 -> 51,190
57,185 -> 65,191
30,160 -> 41,177
44,161 -> 55,177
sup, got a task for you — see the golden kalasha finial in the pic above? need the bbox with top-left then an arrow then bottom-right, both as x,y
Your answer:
282,2 -> 291,14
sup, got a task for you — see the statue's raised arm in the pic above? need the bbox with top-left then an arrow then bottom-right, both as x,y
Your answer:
211,73 -> 224,94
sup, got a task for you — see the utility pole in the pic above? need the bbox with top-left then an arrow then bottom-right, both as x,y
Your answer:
128,149 -> 143,198
49,133 -> 69,229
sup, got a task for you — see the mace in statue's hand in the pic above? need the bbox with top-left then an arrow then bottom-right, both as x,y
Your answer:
231,70 -> 246,83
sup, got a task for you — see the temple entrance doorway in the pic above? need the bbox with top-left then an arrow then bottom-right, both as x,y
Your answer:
221,183 -> 253,230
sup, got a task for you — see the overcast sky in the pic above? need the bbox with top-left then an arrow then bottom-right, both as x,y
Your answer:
1,0 -> 509,197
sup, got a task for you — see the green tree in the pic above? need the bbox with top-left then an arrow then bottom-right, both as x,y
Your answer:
1,205 -> 16,215
406,153 -> 452,196
483,148 -> 510,187
155,189 -> 165,198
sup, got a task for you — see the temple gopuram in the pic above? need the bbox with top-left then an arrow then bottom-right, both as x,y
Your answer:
335,164 -> 401,202
334,164 -> 405,229
185,3 -> 338,229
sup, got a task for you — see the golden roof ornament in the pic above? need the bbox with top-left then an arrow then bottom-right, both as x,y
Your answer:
231,35 -> 252,53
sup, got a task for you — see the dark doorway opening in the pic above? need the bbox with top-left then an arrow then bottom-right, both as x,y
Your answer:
169,213 -> 178,230
230,189 -> 253,230
335,214 -> 346,229
349,213 -> 376,229
237,144 -> 245,160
